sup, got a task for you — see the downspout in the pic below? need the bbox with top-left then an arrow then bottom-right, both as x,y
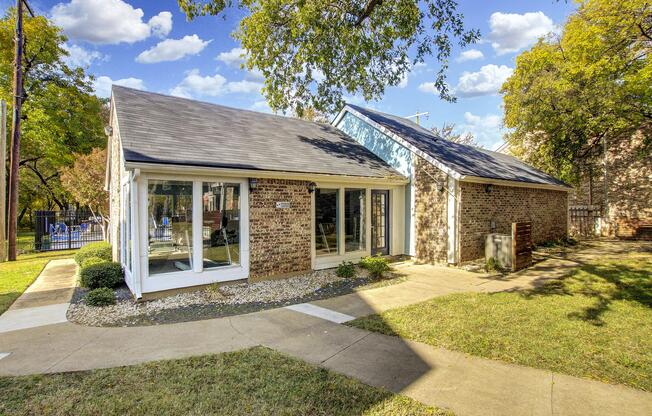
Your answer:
603,136 -> 609,235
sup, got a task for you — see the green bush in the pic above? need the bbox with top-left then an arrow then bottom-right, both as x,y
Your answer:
75,241 -> 112,266
336,261 -> 356,278
85,287 -> 116,307
485,257 -> 503,272
360,256 -> 390,278
81,256 -> 108,268
80,262 -> 124,289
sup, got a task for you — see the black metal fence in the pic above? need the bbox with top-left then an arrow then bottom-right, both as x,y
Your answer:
34,210 -> 104,251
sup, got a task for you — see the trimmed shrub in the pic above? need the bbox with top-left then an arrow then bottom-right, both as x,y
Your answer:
485,257 -> 503,272
81,256 -> 108,269
75,241 -> 112,266
85,287 -> 116,307
336,261 -> 356,278
80,262 -> 124,289
360,256 -> 390,278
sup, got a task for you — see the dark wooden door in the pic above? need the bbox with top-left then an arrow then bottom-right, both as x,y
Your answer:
371,190 -> 389,255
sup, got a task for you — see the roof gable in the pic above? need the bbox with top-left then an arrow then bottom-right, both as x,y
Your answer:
341,104 -> 569,189
111,86 -> 404,180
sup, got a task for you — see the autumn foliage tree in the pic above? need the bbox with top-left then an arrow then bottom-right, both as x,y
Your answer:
501,0 -> 651,184
59,148 -> 109,239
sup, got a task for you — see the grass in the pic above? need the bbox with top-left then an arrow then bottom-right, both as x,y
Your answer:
348,252 -> 652,391
0,249 -> 76,314
0,346 -> 448,416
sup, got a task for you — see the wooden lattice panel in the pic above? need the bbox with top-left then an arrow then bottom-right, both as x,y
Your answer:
511,222 -> 532,271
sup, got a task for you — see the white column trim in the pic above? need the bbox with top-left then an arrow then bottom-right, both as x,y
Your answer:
447,176 -> 459,264
192,181 -> 203,273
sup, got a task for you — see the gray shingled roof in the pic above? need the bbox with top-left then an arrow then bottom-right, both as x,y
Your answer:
345,104 -> 569,188
111,86 -> 403,179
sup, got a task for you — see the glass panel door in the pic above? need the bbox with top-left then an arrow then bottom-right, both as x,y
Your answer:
371,190 -> 389,256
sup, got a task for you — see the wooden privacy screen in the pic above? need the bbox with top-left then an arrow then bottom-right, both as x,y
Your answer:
511,222 -> 532,271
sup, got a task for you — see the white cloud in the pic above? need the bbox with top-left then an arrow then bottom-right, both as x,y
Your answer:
250,100 -> 272,113
226,80 -> 264,94
136,35 -> 210,64
460,112 -> 505,149
93,76 -> 145,98
418,82 -> 438,94
489,11 -> 555,55
148,11 -> 172,38
456,49 -> 484,62
62,43 -> 105,67
455,64 -> 513,97
170,69 -> 263,98
217,47 -> 246,68
51,0 -> 173,44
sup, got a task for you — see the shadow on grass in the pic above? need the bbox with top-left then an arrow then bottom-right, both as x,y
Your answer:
520,258 -> 652,326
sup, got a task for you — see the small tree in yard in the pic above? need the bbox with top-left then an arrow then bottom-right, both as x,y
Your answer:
59,148 -> 109,239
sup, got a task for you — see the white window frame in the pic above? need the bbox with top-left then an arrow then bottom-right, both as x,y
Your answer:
138,173 -> 249,293
312,182 -> 401,269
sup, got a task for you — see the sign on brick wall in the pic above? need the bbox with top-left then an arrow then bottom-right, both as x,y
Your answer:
276,201 -> 291,209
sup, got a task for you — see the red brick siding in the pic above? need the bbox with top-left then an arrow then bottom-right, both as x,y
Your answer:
249,178 -> 312,279
459,183 -> 568,261
414,157 -> 448,263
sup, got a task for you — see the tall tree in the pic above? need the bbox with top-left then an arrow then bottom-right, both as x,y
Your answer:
178,0 -> 479,115
431,122 -> 478,147
501,0 -> 651,184
0,9 -> 106,224
59,148 -> 109,239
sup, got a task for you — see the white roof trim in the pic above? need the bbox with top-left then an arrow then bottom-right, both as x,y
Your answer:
123,161 -> 409,185
459,175 -> 571,192
337,106 -> 462,180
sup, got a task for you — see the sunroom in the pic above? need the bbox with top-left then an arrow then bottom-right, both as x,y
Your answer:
107,86 -> 407,298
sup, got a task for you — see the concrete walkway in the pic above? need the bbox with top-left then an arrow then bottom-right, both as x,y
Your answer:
1,243 -> 651,416
0,259 -> 77,334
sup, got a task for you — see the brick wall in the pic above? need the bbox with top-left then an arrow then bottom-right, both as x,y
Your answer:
249,178 -> 312,279
459,183 -> 568,261
109,131 -> 121,262
413,157 -> 448,263
572,131 -> 651,238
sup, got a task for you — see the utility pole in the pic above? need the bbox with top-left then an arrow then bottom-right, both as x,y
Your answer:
405,110 -> 429,126
8,0 -> 32,261
1,100 -> 6,262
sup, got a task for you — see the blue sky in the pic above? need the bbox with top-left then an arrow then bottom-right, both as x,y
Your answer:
2,0 -> 577,149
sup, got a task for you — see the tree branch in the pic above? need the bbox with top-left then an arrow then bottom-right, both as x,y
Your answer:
354,0 -> 382,26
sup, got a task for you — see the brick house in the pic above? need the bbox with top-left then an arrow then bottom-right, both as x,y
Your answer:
569,130 -> 652,239
107,86 -> 569,298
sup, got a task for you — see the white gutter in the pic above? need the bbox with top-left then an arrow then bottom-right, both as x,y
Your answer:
458,175 -> 571,192
123,161 -> 409,186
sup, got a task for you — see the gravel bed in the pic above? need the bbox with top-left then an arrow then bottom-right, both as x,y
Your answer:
67,267 -> 402,327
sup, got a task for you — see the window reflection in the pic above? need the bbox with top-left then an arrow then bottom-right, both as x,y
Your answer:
147,180 -> 193,275
202,182 -> 240,268
345,189 -> 366,252
315,189 -> 339,255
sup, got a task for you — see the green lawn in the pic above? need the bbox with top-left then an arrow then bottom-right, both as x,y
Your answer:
348,253 -> 652,391
0,249 -> 76,314
0,347 -> 448,416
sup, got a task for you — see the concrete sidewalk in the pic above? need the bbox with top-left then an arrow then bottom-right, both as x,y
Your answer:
1,244 -> 651,415
0,259 -> 76,334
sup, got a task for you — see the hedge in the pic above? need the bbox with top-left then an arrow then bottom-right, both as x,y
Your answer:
79,262 -> 124,289
75,242 -> 112,266
85,287 -> 116,307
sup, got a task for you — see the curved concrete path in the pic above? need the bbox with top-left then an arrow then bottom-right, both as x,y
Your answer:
1,242 -> 651,416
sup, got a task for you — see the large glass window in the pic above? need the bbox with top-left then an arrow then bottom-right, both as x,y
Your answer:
315,188 -> 339,255
344,189 -> 366,252
202,182 -> 240,268
147,180 -> 193,275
